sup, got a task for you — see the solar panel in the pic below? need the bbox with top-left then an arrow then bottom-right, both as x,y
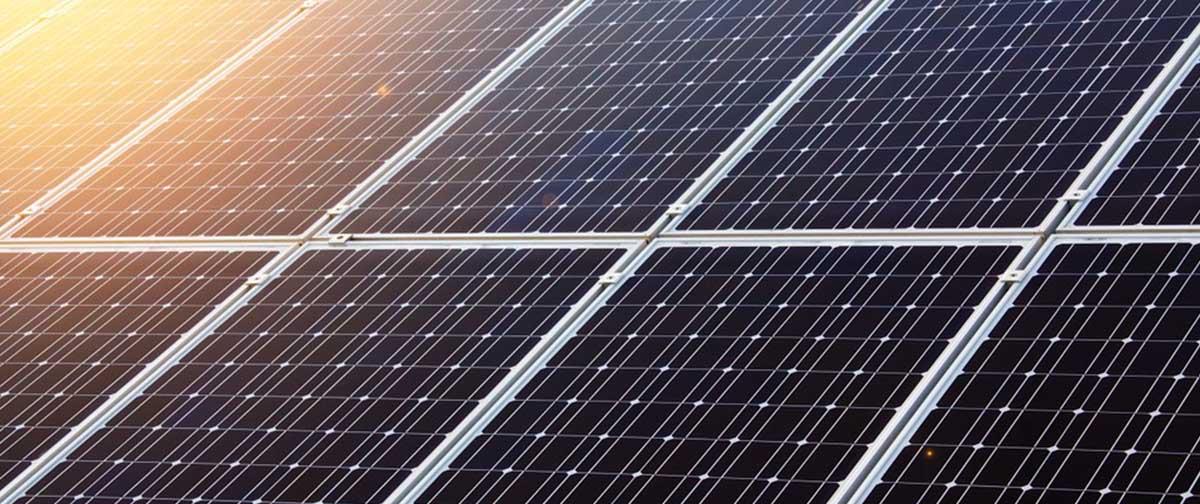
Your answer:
22,245 -> 624,504
0,249 -> 274,488
1074,59 -> 1200,227
332,0 -> 870,235
866,239 -> 1200,503
680,0 -> 1200,232
0,1 -> 59,43
0,0 -> 296,224
14,0 -> 576,239
418,243 -> 1021,504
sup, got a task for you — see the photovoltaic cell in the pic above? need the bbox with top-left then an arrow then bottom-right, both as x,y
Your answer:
22,246 -> 623,504
1075,59 -> 1200,227
867,240 -> 1200,504
682,0 -> 1200,232
0,1 -> 58,42
419,244 -> 1020,504
334,0 -> 869,235
15,0 -> 573,239
0,249 -> 273,488
0,0 -> 296,222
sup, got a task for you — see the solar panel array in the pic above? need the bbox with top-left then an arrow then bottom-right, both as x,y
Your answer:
680,0 -> 1200,231
15,0 -> 573,238
0,249 -> 274,488
0,1 -> 59,43
0,0 -> 298,222
334,0 -> 868,235
22,246 -> 622,503
0,0 -> 1199,503
421,244 -> 1020,504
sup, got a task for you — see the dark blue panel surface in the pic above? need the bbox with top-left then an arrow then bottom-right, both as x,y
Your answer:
868,240 -> 1200,503
23,247 -> 622,504
337,0 -> 868,234
0,250 -> 273,489
684,0 -> 1200,231
1077,60 -> 1200,227
420,244 -> 1019,504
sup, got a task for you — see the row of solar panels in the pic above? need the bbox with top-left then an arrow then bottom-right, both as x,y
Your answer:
0,0 -> 1196,503
0,0 -> 1196,240
0,236 -> 1191,503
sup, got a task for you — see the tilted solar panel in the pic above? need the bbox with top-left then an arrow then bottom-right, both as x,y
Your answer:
0,0 -> 297,223
866,239 -> 1200,503
1075,59 -> 1200,227
14,0 -> 575,239
0,249 -> 274,488
419,243 -> 1020,504
21,246 -> 624,504
0,1 -> 59,43
333,0 -> 869,235
681,0 -> 1200,232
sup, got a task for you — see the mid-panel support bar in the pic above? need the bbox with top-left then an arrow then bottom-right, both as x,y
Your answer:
382,242 -> 648,504
1053,18 -> 1200,232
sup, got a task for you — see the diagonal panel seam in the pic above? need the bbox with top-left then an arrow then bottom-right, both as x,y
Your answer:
0,0 -> 80,57
374,0 -> 907,502
831,17 -> 1200,504
1056,19 -> 1200,234
0,243 -> 295,504
0,0 -> 322,240
658,0 -> 897,238
314,0 -> 599,243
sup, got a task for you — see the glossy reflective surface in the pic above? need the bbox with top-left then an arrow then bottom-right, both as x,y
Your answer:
24,247 -> 621,504
1078,61 -> 1200,227
338,0 -> 867,235
423,244 -> 1019,504
869,241 -> 1200,503
684,0 -> 1200,231
18,1 -> 570,238
0,250 -> 273,487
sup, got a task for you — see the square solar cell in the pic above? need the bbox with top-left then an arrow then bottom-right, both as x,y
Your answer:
22,246 -> 624,504
14,0 -> 574,239
0,0 -> 58,43
867,240 -> 1200,504
419,243 -> 1021,504
1075,59 -> 1200,227
334,0 -> 869,235
0,0 -> 297,223
681,0 -> 1200,231
0,249 -> 274,489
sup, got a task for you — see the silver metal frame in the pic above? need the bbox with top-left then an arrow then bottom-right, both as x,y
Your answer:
0,0 -> 321,240
0,0 -> 78,57
376,240 -> 644,504
830,240 -> 1039,504
834,232 -> 1200,504
660,0 -> 896,237
2,0 -> 1199,501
